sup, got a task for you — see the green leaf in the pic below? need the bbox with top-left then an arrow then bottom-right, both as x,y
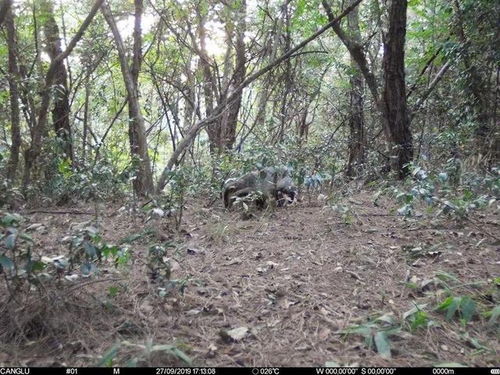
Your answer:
57,158 -> 73,177
438,172 -> 448,182
5,232 -> 17,249
81,262 -> 97,275
108,286 -> 119,297
435,271 -> 459,282
438,296 -> 453,310
375,313 -> 396,325
403,304 -> 428,320
345,325 -> 372,337
83,241 -> 97,258
25,260 -> 46,273
374,331 -> 391,359
445,297 -> 460,320
1,213 -> 22,227
102,244 -> 119,258
459,296 -> 476,323
410,311 -> 429,330
96,342 -> 121,366
486,305 -> 499,326
0,255 -> 14,271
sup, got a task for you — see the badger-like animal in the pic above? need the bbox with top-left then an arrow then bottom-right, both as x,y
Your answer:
223,167 -> 298,209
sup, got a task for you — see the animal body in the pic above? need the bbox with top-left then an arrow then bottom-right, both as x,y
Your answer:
223,167 -> 298,209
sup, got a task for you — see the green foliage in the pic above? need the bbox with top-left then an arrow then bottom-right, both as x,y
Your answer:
147,243 -> 172,289
304,171 -> 331,192
69,226 -> 130,275
97,340 -> 192,366
42,157 -> 129,203
402,304 -> 433,331
437,296 -> 476,325
483,305 -> 500,327
387,162 -> 498,220
0,211 -> 43,293
343,314 -> 401,359
0,177 -> 24,210
0,209 -> 130,301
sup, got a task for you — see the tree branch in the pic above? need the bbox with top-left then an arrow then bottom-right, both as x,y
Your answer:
411,60 -> 452,116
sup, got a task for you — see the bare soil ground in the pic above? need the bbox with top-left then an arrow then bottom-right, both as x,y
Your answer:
1,191 -> 498,367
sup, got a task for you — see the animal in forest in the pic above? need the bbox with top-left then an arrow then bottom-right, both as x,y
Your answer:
222,167 -> 298,209
275,174 -> 298,206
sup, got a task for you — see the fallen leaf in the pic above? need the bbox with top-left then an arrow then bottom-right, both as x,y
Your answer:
223,257 -> 242,266
26,223 -> 44,231
206,344 -> 217,358
219,327 -> 249,342
318,327 -> 331,340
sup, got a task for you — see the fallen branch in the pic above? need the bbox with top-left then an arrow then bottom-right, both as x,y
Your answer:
26,210 -> 94,215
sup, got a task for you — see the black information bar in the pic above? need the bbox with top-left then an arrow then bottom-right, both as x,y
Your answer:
0,367 -> 497,375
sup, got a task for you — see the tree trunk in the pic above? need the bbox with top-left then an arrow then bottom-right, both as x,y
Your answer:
5,4 -> 21,182
183,52 -> 196,130
254,16 -> 282,134
0,0 -> 11,27
196,7 -> 218,153
345,1 -> 365,177
452,0 -> 496,166
102,0 -> 154,196
382,0 -> 413,178
22,0 -> 104,192
277,0 -> 292,143
220,0 -> 246,150
82,72 -> 91,164
322,0 -> 392,164
40,0 -> 73,162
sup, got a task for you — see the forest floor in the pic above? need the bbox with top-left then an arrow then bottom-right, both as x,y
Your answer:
1,189 -> 499,367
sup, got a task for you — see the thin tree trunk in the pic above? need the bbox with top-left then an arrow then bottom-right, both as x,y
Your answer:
101,0 -> 154,196
5,5 -> 21,182
382,0 -> 413,178
278,0 -> 292,143
322,0 -> 392,158
40,0 -> 73,162
345,1 -> 365,177
254,17 -> 282,135
183,52 -> 196,130
82,73 -> 91,164
22,0 -> 104,191
220,0 -> 246,150
452,0 -> 496,165
196,7 -> 218,153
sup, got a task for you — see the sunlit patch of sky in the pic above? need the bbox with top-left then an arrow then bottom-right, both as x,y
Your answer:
31,0 -> 264,60
113,6 -> 225,57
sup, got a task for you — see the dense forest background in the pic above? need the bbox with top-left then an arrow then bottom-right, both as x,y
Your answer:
0,0 -> 498,368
